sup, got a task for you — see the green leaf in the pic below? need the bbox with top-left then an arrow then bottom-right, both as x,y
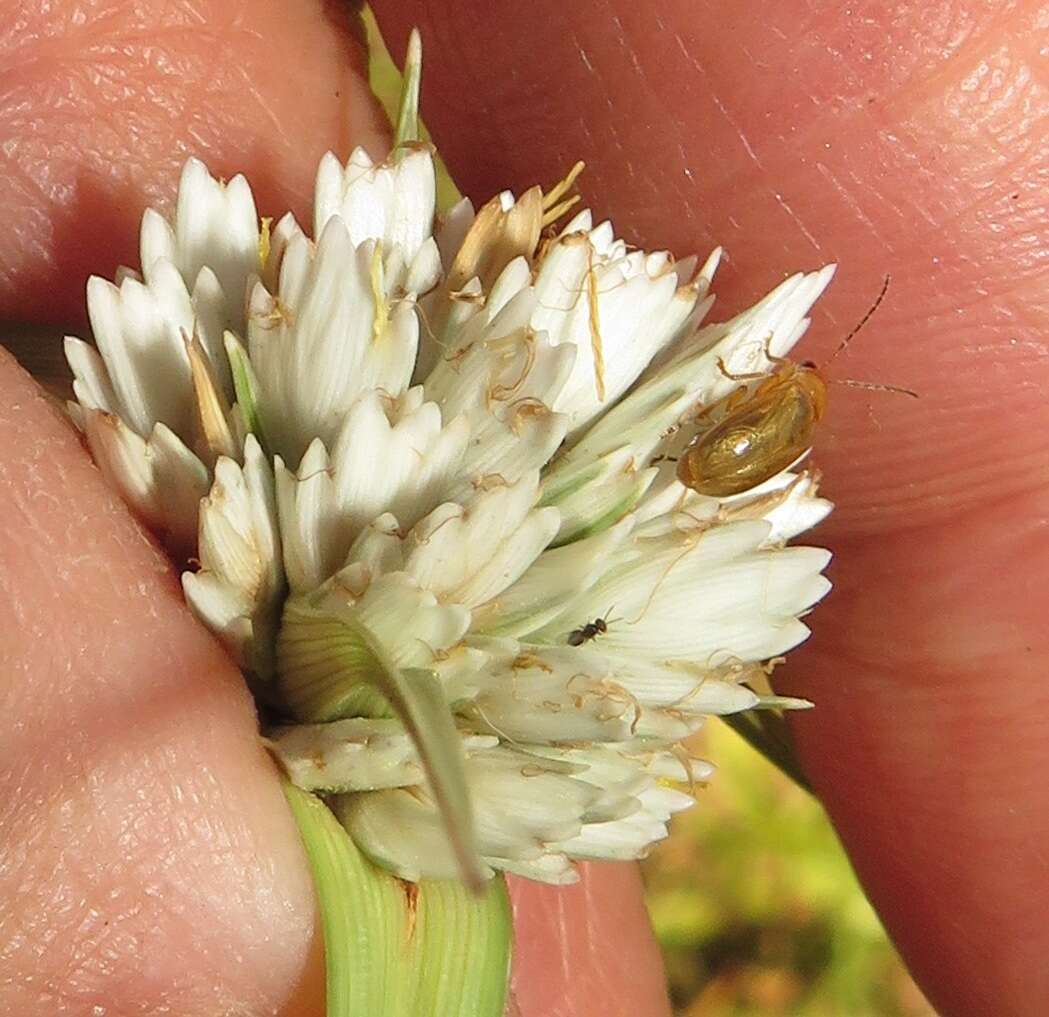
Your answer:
720,709 -> 813,794
279,596 -> 486,892
393,28 -> 423,153
224,331 -> 269,450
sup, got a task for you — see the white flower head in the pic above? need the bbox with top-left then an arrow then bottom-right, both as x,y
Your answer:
65,58 -> 834,891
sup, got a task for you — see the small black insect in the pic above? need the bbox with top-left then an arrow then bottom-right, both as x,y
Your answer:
567,616 -> 609,646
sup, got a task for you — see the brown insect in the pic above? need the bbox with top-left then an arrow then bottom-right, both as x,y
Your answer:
567,615 -> 610,646
676,277 -> 912,498
676,360 -> 826,498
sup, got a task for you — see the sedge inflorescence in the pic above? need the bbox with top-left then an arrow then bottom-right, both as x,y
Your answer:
64,99 -> 834,888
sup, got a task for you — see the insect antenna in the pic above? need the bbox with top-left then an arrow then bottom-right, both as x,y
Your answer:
821,274 -> 919,398
832,378 -> 919,398
825,273 -> 891,367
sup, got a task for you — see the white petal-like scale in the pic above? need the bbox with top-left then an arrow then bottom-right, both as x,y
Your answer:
543,746 -> 697,860
433,196 -> 475,270
450,505 -> 561,608
344,572 -> 473,671
542,447 -> 657,547
181,572 -> 254,667
464,644 -> 640,744
404,472 -> 559,606
493,854 -> 578,885
85,269 -> 193,438
425,330 -> 573,490
189,266 -> 236,399
275,441 -> 338,593
250,226 -> 367,458
337,746 -> 608,879
329,391 -> 470,545
79,409 -> 156,519
270,718 -> 498,793
339,736 -> 709,877
600,653 -> 762,714
274,395 -> 474,592
431,640 -> 495,704
722,471 -> 834,544
558,267 -> 836,476
76,255 -> 236,455
183,435 -> 283,674
465,748 -> 600,858
530,519 -> 831,666
452,403 -> 569,496
261,212 -> 307,293
528,226 -> 704,435
531,744 -> 707,799
250,223 -> 424,463
631,480 -> 721,528
472,515 -> 636,637
550,808 -> 674,862
486,256 -> 533,318
334,788 -> 486,883
414,280 -> 484,383
141,158 -> 260,333
314,146 -> 437,266
278,573 -> 470,716
80,409 -> 208,556
64,335 -> 117,414
341,513 -> 406,577
426,319 -> 572,425
197,460 -> 264,593
404,237 -> 443,296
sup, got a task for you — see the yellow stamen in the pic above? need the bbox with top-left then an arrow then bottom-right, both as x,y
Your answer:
258,216 -> 273,267
251,296 -> 294,329
541,195 -> 581,228
370,244 -> 389,343
542,160 -> 586,211
585,246 -> 606,402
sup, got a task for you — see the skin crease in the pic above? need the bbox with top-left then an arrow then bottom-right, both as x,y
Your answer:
2,1 -> 1046,1015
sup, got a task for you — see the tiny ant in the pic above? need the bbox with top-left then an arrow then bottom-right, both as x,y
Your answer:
676,276 -> 916,498
567,607 -> 616,646
567,617 -> 607,646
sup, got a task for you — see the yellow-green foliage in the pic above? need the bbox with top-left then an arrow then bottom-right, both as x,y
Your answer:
643,724 -> 936,1016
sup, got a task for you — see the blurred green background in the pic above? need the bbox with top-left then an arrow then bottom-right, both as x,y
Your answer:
365,12 -> 937,1015
641,724 -> 936,1016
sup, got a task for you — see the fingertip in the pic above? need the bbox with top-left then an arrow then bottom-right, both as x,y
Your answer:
1,0 -> 388,325
508,863 -> 671,1017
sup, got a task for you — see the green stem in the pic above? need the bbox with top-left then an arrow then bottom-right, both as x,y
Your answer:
284,782 -> 511,1017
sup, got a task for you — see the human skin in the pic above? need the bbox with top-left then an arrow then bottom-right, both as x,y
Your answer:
1,1 -> 1046,1016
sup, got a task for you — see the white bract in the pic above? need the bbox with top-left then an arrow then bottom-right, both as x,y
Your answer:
65,137 -> 834,885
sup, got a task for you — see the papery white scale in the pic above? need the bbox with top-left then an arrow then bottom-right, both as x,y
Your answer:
65,141 -> 834,884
